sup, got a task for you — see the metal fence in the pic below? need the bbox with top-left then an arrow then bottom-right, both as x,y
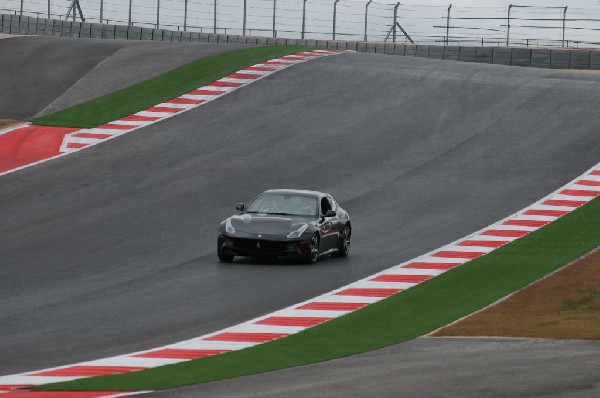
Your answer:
2,0 -> 600,47
4,13 -> 600,71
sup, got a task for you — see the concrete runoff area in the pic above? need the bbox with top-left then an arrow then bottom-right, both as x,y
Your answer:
146,338 -> 600,398
0,36 -> 248,120
1,48 -> 600,393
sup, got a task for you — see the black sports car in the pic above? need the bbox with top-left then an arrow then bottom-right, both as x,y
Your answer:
217,189 -> 351,263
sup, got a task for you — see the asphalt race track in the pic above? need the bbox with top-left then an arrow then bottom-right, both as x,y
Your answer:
148,338 -> 600,398
1,38 -> 600,394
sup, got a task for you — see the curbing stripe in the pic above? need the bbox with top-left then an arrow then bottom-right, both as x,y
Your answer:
204,333 -> 289,343
133,349 -> 231,360
335,288 -> 402,297
255,317 -> 331,327
576,179 -> 600,187
31,367 -> 147,378
297,302 -> 368,311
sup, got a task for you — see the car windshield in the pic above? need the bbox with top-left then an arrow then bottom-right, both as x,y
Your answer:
246,193 -> 318,217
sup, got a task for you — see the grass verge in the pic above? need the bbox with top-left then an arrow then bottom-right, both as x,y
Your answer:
38,194 -> 600,391
31,46 -> 316,129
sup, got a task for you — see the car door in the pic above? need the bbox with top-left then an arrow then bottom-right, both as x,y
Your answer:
319,196 -> 338,251
327,196 -> 344,242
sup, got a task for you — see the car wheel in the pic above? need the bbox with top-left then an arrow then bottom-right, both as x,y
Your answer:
303,234 -> 320,264
333,224 -> 350,258
218,242 -> 234,263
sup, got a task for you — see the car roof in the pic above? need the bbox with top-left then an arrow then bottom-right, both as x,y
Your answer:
262,189 -> 328,198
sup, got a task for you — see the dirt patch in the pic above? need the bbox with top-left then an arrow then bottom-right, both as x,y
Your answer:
433,247 -> 600,340
0,119 -> 23,130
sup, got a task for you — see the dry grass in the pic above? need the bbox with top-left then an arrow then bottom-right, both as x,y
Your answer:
433,247 -> 600,339
0,33 -> 18,40
0,119 -> 23,130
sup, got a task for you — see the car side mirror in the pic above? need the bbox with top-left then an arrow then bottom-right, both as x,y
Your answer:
235,203 -> 245,211
325,210 -> 336,217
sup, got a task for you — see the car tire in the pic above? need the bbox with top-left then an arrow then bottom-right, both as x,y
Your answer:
332,224 -> 350,258
219,253 -> 234,263
303,234 -> 320,264
218,242 -> 234,263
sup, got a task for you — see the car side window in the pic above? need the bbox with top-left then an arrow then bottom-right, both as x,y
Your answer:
321,197 -> 332,215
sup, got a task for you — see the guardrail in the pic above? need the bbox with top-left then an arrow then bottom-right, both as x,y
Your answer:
2,14 -> 600,70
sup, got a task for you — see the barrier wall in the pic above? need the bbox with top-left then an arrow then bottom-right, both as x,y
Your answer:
3,14 -> 600,70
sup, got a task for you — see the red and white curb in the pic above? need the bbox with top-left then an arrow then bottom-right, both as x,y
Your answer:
2,166 -> 599,396
0,49 -> 348,176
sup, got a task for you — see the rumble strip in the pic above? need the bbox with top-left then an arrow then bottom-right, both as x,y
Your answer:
2,164 -> 599,396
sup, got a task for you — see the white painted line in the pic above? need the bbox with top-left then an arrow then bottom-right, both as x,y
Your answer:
218,77 -> 255,84
355,281 -> 417,289
103,393 -> 152,398
275,309 -> 352,318
79,356 -> 186,368
231,324 -> 305,334
412,256 -> 470,264
165,340 -> 256,350
384,268 -> 445,276
0,375 -> 82,385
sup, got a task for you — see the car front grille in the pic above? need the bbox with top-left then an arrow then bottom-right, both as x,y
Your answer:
229,237 -> 294,254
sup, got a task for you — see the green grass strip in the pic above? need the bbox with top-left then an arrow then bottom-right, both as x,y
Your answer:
38,195 -> 600,391
31,46 -> 316,129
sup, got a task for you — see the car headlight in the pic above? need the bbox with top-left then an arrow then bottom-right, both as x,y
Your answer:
225,218 -> 237,235
287,223 -> 308,239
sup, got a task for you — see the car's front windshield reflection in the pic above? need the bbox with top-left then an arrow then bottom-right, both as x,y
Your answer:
246,194 -> 318,217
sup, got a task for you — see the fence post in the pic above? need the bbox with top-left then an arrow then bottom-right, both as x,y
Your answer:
183,0 -> 187,30
213,0 -> 217,33
20,0 -> 24,16
506,4 -> 513,46
99,0 -> 103,23
333,0 -> 339,40
446,4 -> 451,46
156,0 -> 160,28
562,6 -> 567,47
364,0 -> 372,42
242,0 -> 246,36
272,0 -> 276,37
393,2 -> 399,43
128,0 -> 132,25
301,0 -> 306,39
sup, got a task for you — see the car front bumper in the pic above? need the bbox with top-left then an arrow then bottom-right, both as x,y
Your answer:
218,234 -> 310,259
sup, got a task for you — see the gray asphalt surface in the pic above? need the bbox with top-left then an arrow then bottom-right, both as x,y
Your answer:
1,41 -> 600,395
149,337 -> 600,398
0,36 -> 247,120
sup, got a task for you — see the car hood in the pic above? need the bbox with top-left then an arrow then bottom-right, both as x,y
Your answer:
229,214 -> 314,235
